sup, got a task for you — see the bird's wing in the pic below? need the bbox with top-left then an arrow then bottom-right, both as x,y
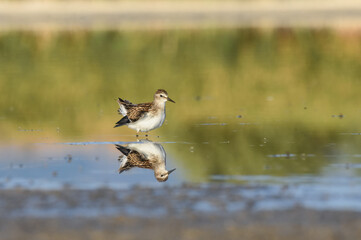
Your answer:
118,150 -> 153,174
117,98 -> 136,116
118,98 -> 135,106
127,103 -> 152,122
118,151 -> 146,173
115,144 -> 131,156
129,151 -> 153,168
118,155 -> 132,174
127,151 -> 146,163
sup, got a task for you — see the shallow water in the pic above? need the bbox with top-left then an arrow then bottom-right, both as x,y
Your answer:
1,29 -> 361,213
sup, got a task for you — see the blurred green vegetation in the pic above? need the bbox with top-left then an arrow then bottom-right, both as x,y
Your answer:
1,29 -> 360,135
0,29 -> 361,180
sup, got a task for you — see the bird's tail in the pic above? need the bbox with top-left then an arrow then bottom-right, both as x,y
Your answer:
114,116 -> 130,128
117,98 -> 128,116
117,97 -> 127,105
115,144 -> 131,156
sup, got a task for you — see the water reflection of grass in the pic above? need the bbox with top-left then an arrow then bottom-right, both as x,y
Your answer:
168,122 -> 348,181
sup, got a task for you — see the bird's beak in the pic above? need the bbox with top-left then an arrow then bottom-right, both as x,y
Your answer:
167,97 -> 175,103
167,168 -> 176,174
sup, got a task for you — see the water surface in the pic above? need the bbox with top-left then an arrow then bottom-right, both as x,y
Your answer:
1,29 -> 361,212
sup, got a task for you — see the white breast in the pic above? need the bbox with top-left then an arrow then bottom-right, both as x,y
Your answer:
128,108 -> 166,132
128,141 -> 166,159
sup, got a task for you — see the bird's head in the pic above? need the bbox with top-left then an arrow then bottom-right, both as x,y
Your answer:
155,168 -> 176,182
154,89 -> 175,103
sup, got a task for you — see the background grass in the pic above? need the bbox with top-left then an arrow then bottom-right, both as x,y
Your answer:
0,29 -> 360,134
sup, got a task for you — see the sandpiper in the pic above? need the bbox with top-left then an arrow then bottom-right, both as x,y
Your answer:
114,89 -> 175,135
115,140 -> 176,182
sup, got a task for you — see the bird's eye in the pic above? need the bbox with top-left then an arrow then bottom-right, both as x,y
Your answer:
160,94 -> 164,97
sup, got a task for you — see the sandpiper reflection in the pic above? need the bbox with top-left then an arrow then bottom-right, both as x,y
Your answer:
115,140 -> 176,182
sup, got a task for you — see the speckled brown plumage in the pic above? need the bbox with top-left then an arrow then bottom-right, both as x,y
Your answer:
117,98 -> 153,122
155,89 -> 168,95
117,150 -> 153,174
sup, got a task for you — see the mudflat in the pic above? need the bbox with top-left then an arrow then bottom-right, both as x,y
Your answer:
1,186 -> 361,240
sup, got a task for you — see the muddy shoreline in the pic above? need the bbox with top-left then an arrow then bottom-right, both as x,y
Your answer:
1,186 -> 361,240
2,211 -> 361,240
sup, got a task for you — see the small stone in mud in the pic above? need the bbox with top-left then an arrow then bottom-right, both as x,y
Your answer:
65,154 -> 72,163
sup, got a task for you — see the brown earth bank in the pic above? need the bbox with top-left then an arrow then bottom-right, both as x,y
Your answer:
0,0 -> 360,30
1,210 -> 361,240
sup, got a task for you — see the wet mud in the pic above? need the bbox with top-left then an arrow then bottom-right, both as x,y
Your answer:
1,186 -> 361,240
